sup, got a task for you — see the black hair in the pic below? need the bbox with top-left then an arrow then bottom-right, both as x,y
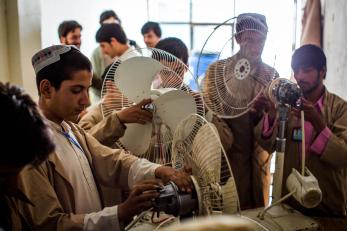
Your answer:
96,23 -> 128,45
141,21 -> 162,37
36,48 -> 92,93
0,82 -> 55,166
99,10 -> 121,25
291,44 -> 327,76
155,37 -> 189,65
58,20 -> 82,38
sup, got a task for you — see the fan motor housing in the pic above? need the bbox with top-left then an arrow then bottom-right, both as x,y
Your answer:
152,181 -> 198,217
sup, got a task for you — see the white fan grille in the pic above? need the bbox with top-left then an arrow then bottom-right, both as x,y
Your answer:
198,15 -> 278,118
172,114 -> 240,215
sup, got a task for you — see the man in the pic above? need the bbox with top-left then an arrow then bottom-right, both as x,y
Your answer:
96,23 -> 138,60
155,37 -> 188,65
256,44 -> 347,230
17,45 -> 192,230
58,20 -> 82,49
141,21 -> 162,48
0,82 -> 55,230
90,10 -> 140,104
204,13 -> 278,209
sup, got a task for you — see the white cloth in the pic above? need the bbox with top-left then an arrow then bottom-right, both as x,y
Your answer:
50,120 -> 160,230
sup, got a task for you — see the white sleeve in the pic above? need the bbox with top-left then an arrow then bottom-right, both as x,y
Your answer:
84,206 -> 121,231
128,158 -> 161,188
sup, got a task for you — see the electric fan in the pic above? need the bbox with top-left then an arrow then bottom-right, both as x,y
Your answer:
170,113 -> 240,215
101,48 -> 205,164
198,14 -> 278,118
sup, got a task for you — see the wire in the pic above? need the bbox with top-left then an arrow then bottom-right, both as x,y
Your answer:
125,208 -> 153,231
153,216 -> 176,230
258,190 -> 296,220
301,110 -> 306,176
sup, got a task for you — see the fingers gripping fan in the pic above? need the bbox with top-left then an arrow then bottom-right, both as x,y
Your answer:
198,14 -> 278,118
102,53 -> 201,165
168,114 -> 240,216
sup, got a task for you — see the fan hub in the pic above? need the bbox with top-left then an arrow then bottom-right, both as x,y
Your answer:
234,58 -> 251,80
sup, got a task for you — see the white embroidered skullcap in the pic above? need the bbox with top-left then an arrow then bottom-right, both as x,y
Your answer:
31,45 -> 78,74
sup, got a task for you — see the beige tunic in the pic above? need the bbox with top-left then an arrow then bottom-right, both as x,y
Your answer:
17,120 -> 159,231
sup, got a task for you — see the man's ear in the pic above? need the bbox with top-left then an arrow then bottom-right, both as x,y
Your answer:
39,80 -> 53,98
320,66 -> 327,79
60,36 -> 66,44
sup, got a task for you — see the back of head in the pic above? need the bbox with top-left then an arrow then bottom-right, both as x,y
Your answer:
155,37 -> 189,65
58,20 -> 82,38
32,45 -> 92,93
291,44 -> 326,72
236,13 -> 268,37
99,10 -> 121,24
141,21 -> 162,37
96,23 -> 128,44
0,82 -> 55,166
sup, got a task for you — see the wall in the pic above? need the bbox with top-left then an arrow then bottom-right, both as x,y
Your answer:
0,0 -> 41,97
323,0 -> 347,100
0,0 -> 10,83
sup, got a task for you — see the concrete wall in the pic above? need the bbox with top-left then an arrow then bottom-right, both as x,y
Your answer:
0,0 -> 41,98
323,0 -> 347,100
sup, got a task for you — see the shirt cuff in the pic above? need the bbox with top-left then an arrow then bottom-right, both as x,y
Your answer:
310,126 -> 332,156
128,158 -> 161,188
262,113 -> 276,138
84,206 -> 119,231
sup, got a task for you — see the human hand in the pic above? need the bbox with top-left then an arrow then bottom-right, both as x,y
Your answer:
291,97 -> 326,133
155,166 -> 193,193
116,98 -> 153,124
118,179 -> 162,222
251,93 -> 276,120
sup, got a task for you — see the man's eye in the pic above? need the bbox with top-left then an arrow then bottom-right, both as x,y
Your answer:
71,88 -> 82,94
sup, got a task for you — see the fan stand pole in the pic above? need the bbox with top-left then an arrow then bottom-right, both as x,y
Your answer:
272,104 -> 289,203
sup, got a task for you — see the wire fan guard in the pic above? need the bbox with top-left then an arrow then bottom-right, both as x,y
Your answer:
198,15 -> 278,118
101,48 -> 205,164
172,114 -> 240,215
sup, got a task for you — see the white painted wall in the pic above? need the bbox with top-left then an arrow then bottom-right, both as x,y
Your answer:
323,0 -> 347,100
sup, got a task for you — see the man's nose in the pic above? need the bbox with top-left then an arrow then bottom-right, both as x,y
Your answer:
80,90 -> 90,107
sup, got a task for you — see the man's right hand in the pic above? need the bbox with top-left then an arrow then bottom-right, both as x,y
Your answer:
116,99 -> 153,124
117,179 -> 162,222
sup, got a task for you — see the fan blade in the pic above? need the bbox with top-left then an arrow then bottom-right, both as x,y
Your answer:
154,89 -> 197,133
191,123 -> 221,183
119,123 -> 152,155
114,56 -> 165,103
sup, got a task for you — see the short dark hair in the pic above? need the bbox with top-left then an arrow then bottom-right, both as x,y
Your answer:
58,20 -> 82,38
155,37 -> 189,65
0,82 -> 55,166
141,21 -> 162,37
99,10 -> 121,24
35,48 -> 92,93
96,23 -> 128,45
291,44 -> 327,74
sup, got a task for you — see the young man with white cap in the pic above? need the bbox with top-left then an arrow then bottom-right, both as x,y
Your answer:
17,45 -> 192,230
